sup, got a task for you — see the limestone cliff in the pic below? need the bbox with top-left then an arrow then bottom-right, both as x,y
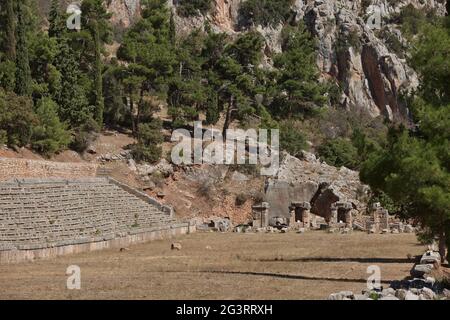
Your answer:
41,0 -> 448,119
168,0 -> 447,121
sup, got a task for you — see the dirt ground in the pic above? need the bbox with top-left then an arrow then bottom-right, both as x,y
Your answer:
0,232 -> 425,300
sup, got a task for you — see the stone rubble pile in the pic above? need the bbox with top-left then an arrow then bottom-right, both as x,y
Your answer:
328,250 -> 449,300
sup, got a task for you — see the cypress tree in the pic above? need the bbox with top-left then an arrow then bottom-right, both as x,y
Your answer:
93,20 -> 104,126
5,0 -> 16,60
14,2 -> 32,96
55,40 -> 89,126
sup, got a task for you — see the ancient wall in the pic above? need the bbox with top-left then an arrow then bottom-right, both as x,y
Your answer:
0,157 -> 98,181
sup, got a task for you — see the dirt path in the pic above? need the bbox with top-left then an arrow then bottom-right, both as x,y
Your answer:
0,232 -> 424,300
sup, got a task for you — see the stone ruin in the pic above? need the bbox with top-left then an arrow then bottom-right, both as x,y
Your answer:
0,177 -> 194,263
263,152 -> 368,229
247,152 -> 417,233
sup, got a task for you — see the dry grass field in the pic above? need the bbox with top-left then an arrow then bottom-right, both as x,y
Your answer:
0,231 -> 425,300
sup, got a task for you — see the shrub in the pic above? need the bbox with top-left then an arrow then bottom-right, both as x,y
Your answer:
70,117 -> 100,153
31,97 -> 71,155
131,120 -> 163,164
317,138 -> 359,169
235,193 -> 248,206
0,90 -> 38,147
176,0 -> 212,17
239,0 -> 294,28
280,121 -> 309,158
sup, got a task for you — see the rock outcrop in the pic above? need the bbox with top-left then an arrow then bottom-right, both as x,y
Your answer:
167,0 -> 447,120
39,0 -> 447,120
265,152 -> 369,221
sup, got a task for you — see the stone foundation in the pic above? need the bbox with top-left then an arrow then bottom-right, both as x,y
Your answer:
0,223 -> 196,264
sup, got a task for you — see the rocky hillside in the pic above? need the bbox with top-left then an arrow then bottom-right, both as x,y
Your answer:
108,0 -> 448,121
38,0 -> 448,121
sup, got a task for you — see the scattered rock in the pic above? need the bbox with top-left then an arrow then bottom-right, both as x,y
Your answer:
379,295 -> 399,300
119,247 -> 130,252
421,287 -> 436,300
231,171 -> 248,182
411,264 -> 434,278
395,289 -> 408,300
171,243 -> 182,250
86,145 -> 97,154
420,251 -> 441,265
443,289 -> 450,299
404,224 -> 415,233
405,291 -> 419,300
127,158 -> 137,171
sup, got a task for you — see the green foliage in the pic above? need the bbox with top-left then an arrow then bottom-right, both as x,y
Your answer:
361,21 -> 450,258
391,4 -> 438,39
31,97 -> 71,155
14,2 -> 32,96
368,190 -> 401,216
279,121 -> 308,158
103,62 -> 129,127
270,24 -> 328,118
410,22 -> 450,105
131,120 -> 163,163
176,0 -> 212,17
0,59 -> 15,91
55,41 -> 91,127
81,0 -> 112,127
3,0 -> 16,60
239,0 -> 294,28
0,90 -> 37,146
48,0 -> 64,38
318,138 -> 359,169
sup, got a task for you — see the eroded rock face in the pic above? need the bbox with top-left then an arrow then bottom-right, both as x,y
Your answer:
108,0 -> 141,28
265,152 -> 369,220
168,0 -> 447,120
44,0 -> 446,119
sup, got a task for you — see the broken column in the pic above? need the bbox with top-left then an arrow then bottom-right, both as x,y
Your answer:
289,201 -> 311,229
252,202 -> 270,228
370,202 -> 389,232
380,209 -> 389,230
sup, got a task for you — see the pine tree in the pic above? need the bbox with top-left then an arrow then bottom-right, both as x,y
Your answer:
14,2 -> 32,96
271,23 -> 328,118
4,0 -> 16,61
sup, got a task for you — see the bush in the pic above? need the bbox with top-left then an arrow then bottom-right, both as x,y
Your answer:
0,90 -> 38,147
176,0 -> 212,17
31,97 -> 72,155
239,0 -> 294,28
70,117 -> 100,153
235,193 -> 248,206
131,120 -> 163,164
280,121 -> 309,158
317,138 -> 359,169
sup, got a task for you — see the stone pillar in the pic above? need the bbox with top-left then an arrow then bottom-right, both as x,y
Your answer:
381,209 -> 389,230
289,205 -> 296,227
252,202 -> 270,228
330,208 -> 338,225
290,201 -> 311,229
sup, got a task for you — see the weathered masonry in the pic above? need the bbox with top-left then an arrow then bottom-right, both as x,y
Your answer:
0,177 -> 195,263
